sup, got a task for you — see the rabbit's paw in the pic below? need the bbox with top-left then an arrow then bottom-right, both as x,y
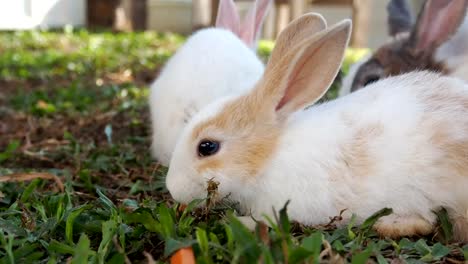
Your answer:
374,214 -> 434,238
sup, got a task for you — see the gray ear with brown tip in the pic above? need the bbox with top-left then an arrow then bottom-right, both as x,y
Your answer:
387,0 -> 414,36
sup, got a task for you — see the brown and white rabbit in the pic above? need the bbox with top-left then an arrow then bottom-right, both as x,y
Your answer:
165,13 -> 468,241
339,0 -> 468,96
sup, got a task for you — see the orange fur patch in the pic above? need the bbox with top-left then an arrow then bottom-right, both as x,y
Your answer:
191,92 -> 269,140
341,122 -> 384,178
191,93 -> 279,179
196,159 -> 223,174
419,90 -> 468,177
436,138 -> 468,176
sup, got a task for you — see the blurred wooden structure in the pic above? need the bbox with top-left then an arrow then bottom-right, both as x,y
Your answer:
87,0 -> 146,31
207,0 -> 370,48
86,0 -> 371,47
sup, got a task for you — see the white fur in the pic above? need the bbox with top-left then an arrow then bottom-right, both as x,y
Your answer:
149,28 -> 264,166
167,71 -> 468,229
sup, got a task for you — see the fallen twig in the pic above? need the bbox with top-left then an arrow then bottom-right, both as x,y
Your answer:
0,172 -> 64,192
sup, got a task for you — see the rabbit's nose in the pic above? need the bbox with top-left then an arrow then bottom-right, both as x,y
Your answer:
166,174 -> 207,204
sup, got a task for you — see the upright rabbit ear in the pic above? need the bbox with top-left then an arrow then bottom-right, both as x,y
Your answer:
215,0 -> 241,36
408,0 -> 468,53
255,19 -> 351,120
387,0 -> 413,36
239,0 -> 273,49
267,13 -> 327,67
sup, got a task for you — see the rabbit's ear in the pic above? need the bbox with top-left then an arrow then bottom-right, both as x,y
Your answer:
267,13 -> 327,68
387,0 -> 413,36
408,0 -> 468,53
215,0 -> 241,36
239,0 -> 273,48
256,19 -> 351,120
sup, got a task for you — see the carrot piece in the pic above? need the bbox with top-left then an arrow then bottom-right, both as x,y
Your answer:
178,204 -> 188,212
170,247 -> 195,264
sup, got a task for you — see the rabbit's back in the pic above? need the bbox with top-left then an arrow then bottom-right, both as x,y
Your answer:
262,72 -> 468,225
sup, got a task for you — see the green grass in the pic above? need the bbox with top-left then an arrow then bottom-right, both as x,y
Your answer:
0,28 -> 466,263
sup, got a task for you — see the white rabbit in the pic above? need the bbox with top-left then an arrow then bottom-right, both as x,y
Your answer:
166,14 -> 468,242
339,0 -> 468,96
149,0 -> 272,166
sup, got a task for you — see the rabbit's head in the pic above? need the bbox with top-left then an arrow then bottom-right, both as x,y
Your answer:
343,0 -> 467,94
165,14 -> 350,206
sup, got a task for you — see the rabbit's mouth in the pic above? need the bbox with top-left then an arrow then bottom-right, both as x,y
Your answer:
201,178 -> 248,213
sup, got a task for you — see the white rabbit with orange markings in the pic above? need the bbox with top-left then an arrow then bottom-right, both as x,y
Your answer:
166,13 -> 468,241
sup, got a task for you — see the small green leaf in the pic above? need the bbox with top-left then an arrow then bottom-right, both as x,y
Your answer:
125,210 -> 160,233
107,253 -> 125,264
227,213 -> 261,262
347,215 -> 357,240
196,228 -> 212,263
121,199 -> 139,210
376,254 -> 388,264
196,228 -> 209,253
0,140 -> 20,163
48,240 -> 75,255
97,220 -> 117,263
351,248 -> 372,264
288,247 -> 313,264
431,243 -> 450,260
96,188 -> 117,213
72,234 -> 92,264
11,243 -> 38,260
0,218 -> 28,237
414,239 -> 431,256
260,246 -> 275,264
302,232 -> 323,253
462,244 -> 468,260
420,253 -> 434,262
225,225 -> 235,252
332,240 -> 345,252
278,201 -> 291,234
66,205 -> 90,244
398,238 -> 414,250
157,204 -> 175,238
435,208 -> 453,242
20,179 -> 40,202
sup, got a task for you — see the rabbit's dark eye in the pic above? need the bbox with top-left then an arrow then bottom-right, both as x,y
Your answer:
198,140 -> 220,157
363,75 -> 381,86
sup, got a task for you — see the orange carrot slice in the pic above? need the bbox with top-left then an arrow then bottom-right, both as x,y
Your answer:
170,247 -> 195,264
178,204 -> 188,212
